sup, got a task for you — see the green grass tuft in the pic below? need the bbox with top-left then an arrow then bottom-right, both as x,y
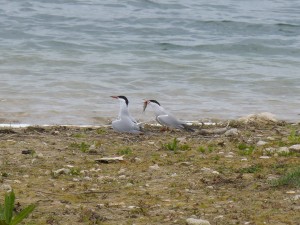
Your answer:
288,129 -> 300,144
163,138 -> 179,151
271,167 -> 300,188
237,143 -> 255,156
118,147 -> 133,155
69,142 -> 90,153
239,164 -> 262,173
0,190 -> 36,225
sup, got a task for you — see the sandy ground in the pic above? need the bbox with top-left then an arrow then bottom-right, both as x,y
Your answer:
0,118 -> 299,225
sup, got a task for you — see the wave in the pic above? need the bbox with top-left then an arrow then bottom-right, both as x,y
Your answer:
158,42 -> 300,57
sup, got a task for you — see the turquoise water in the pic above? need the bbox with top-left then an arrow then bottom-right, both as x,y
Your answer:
0,0 -> 300,125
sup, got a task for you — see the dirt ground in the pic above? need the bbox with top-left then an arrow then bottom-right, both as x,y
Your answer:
0,119 -> 299,225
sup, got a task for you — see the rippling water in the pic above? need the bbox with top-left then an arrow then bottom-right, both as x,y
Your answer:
0,0 -> 300,125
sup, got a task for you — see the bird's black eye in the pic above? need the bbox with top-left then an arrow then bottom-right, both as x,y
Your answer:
149,100 -> 160,106
118,96 -> 129,105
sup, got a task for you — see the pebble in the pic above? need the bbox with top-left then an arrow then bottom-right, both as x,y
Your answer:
265,147 -> 289,154
293,195 -> 300,201
53,168 -> 71,175
177,137 -> 187,144
134,157 -> 142,162
201,167 -> 219,175
1,184 -> 12,192
267,136 -> 275,141
149,164 -> 160,170
225,128 -> 239,137
186,218 -> 211,225
278,147 -> 289,153
118,168 -> 126,174
83,176 -> 92,181
125,183 -> 133,187
259,156 -> 271,159
257,140 -> 268,146
118,175 -> 126,179
37,153 -> 44,158
289,144 -> 300,152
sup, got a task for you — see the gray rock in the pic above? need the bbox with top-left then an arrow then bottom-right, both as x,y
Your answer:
265,147 -> 289,154
267,136 -> 275,141
259,156 -> 271,159
238,112 -> 277,123
53,168 -> 71,175
149,164 -> 160,170
257,140 -> 268,146
278,147 -> 289,153
225,128 -> 238,137
186,218 -> 211,225
289,144 -> 300,152
1,184 -> 12,192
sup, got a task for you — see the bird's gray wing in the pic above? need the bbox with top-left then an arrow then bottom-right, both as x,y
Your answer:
112,118 -> 142,134
129,114 -> 138,124
156,114 -> 184,129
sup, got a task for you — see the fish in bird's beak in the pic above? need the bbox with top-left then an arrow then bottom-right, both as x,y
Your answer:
143,100 -> 148,112
111,96 -> 118,99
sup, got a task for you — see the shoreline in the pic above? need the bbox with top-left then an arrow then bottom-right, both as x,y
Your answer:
0,115 -> 299,224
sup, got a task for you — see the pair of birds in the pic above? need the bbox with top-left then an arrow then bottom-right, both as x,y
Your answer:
111,95 -> 193,134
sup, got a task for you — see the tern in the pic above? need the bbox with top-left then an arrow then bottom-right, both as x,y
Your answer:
143,99 -> 194,132
111,96 -> 142,134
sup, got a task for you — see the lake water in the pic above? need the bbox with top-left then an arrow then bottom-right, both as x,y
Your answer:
0,0 -> 300,125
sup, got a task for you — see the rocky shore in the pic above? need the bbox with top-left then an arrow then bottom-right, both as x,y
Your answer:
0,116 -> 299,224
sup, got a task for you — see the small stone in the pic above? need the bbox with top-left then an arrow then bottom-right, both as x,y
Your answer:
264,147 -> 275,153
149,164 -> 160,170
89,144 -> 96,151
1,184 -> 12,192
125,183 -> 133,187
53,168 -> 71,175
225,128 -> 238,137
118,175 -> 126,179
134,157 -> 142,162
83,176 -> 92,181
36,153 -> 44,158
278,147 -> 289,153
267,136 -> 275,141
96,204 -> 105,209
201,167 -> 219,175
212,171 -> 220,175
118,168 -> 126,174
177,137 -> 187,144
186,218 -> 211,225
66,165 -> 74,168
259,156 -> 271,159
292,195 -> 300,200
214,215 -> 224,220
257,140 -> 268,146
289,144 -> 300,152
